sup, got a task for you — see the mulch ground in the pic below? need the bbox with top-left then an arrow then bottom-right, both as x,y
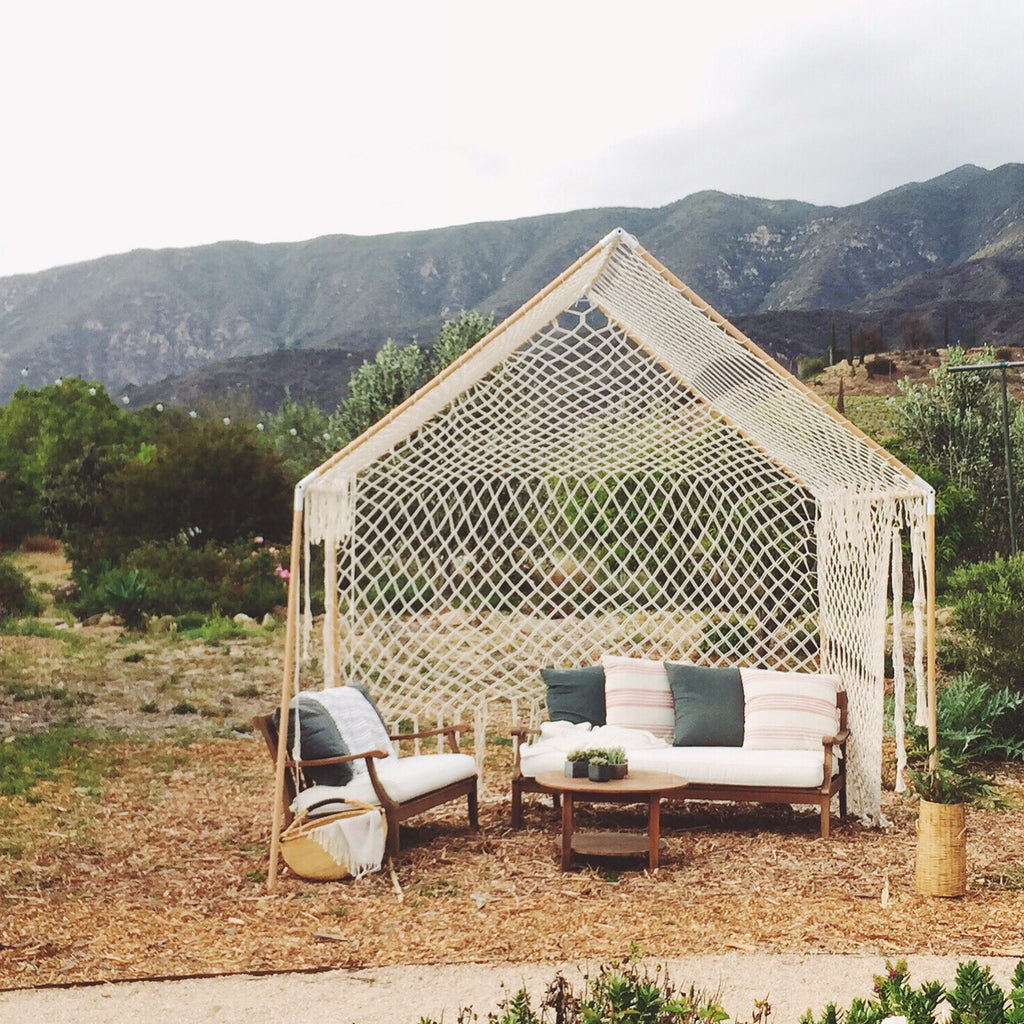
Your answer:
3,740 -> 1024,991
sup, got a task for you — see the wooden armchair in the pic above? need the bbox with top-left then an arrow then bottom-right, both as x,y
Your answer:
253,713 -> 478,858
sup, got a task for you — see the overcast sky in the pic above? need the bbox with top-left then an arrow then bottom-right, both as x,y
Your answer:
1,0 -> 1022,280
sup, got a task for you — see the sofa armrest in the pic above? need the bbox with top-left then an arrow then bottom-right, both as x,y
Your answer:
511,725 -> 541,776
819,726 -> 851,793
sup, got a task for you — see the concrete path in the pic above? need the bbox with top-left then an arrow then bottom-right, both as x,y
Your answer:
1,954 -> 1021,1024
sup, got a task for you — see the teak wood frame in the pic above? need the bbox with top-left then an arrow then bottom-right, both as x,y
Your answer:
511,690 -> 850,839
254,713 -> 478,866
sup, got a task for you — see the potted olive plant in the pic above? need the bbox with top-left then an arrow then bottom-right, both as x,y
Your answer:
906,743 -> 1002,898
905,673 -> 1014,897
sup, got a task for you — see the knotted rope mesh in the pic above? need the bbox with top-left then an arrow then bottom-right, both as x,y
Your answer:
301,233 -> 930,822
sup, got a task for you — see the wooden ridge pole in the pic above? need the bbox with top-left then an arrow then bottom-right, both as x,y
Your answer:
266,503 -> 305,892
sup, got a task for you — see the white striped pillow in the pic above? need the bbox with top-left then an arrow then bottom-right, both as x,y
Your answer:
741,669 -> 841,751
601,655 -> 675,742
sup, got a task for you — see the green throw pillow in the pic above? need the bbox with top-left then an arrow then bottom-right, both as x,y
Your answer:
665,662 -> 744,746
541,665 -> 607,726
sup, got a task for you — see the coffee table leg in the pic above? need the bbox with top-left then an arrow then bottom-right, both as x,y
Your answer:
648,795 -> 660,870
561,792 -> 574,870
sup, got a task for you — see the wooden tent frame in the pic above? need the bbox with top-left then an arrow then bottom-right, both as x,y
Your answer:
264,230 -> 938,890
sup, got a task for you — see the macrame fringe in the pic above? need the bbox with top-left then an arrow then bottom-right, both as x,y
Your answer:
910,508 -> 930,728
891,523 -> 907,793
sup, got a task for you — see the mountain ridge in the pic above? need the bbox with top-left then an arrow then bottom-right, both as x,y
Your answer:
4,162 -> 1024,407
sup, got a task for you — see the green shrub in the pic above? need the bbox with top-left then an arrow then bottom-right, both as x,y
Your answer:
176,612 -> 252,645
137,539 -> 288,618
797,355 -> 826,380
945,554 -> 1024,728
413,955 -> 1024,1024
894,347 -> 1024,560
914,672 -> 1024,762
70,539 -> 289,620
87,420 -> 292,567
0,557 -> 43,622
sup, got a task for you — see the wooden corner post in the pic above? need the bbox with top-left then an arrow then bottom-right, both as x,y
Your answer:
267,502 -> 305,892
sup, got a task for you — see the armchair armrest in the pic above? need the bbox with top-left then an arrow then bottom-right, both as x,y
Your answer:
510,725 -> 541,739
389,723 -> 471,753
287,748 -> 391,769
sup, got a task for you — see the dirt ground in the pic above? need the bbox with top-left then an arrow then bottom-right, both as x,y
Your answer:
3,541 -> 1024,1005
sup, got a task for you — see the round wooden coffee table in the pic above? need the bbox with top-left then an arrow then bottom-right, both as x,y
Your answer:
533,770 -> 688,871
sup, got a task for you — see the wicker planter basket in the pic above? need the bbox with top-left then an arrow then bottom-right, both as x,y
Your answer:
915,798 -> 966,897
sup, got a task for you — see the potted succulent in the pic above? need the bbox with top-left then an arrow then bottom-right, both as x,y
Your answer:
565,748 -> 592,778
905,742 -> 1003,898
606,746 -> 628,780
588,753 -> 614,782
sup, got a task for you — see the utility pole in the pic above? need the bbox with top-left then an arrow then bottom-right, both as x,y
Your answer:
948,360 -> 1024,555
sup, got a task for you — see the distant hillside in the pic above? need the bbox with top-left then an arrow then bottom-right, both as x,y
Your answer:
3,162 -> 1024,407
122,347 -> 374,413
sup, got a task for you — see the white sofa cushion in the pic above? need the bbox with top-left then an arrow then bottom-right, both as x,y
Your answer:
292,753 -> 477,816
601,655 -> 675,742
519,735 -> 835,789
627,745 -> 836,788
740,669 -> 841,751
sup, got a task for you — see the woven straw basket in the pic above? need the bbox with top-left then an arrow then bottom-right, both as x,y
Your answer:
915,799 -> 966,897
280,803 -> 384,881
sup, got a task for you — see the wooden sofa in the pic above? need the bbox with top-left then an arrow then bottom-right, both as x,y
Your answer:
254,713 -> 478,858
512,688 -> 849,838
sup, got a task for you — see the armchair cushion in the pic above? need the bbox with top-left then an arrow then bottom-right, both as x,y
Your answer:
291,753 -> 478,814
276,686 -> 397,787
665,662 -> 744,746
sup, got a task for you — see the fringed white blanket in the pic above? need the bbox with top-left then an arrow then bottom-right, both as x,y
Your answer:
519,721 -> 669,777
311,808 -> 387,879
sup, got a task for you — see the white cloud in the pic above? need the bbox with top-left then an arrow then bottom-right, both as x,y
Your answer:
0,0 -> 1022,277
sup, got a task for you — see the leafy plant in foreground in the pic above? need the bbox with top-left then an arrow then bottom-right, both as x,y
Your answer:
104,569 -> 148,630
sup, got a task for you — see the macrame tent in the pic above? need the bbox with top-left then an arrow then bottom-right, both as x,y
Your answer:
268,229 -> 937,879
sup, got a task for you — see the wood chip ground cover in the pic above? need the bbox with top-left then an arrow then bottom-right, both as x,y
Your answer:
2,733 -> 1023,990
2,615 -> 1023,991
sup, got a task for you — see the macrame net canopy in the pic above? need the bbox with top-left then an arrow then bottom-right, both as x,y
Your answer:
294,231 -> 932,823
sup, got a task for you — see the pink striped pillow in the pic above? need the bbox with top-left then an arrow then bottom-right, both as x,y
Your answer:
741,669 -> 841,751
601,655 -> 675,742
